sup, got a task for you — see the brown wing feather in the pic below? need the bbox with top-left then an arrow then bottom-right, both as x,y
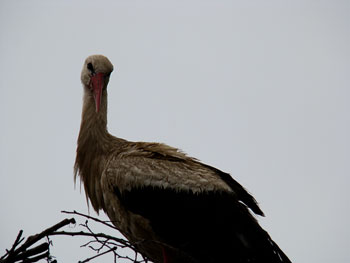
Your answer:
108,141 -> 263,215
101,142 -> 288,263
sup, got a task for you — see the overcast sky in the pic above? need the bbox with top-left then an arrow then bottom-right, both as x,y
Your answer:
1,1 -> 349,262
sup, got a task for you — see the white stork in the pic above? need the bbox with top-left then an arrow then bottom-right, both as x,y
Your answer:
74,54 -> 291,263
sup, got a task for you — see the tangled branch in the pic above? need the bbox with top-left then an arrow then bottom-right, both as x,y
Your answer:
1,211 -> 148,263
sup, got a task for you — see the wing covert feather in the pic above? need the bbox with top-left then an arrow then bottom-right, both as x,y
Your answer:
104,155 -> 233,194
101,140 -> 263,216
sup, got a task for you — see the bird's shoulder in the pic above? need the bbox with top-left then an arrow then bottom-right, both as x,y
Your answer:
116,140 -> 195,161
103,139 -> 264,216
103,140 -> 232,193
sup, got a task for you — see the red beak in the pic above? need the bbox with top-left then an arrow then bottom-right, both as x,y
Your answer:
90,73 -> 105,112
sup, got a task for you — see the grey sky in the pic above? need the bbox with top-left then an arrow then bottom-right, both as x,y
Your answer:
1,0 -> 349,262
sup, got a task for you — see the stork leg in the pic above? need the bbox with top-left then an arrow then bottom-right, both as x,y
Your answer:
162,247 -> 169,263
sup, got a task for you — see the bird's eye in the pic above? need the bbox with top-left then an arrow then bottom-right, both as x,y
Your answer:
87,62 -> 94,72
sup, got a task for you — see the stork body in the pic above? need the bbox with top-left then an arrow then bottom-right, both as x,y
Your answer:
75,55 -> 291,263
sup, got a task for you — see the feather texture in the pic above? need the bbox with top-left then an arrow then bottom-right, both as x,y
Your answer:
75,55 -> 291,263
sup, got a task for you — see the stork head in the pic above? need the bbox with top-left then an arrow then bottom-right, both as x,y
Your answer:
81,55 -> 114,112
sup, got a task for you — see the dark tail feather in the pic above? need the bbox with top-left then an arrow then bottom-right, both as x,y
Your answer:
270,239 -> 292,263
200,163 -> 265,216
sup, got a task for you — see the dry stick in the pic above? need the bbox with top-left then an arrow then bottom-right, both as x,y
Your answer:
49,231 -> 132,248
1,230 -> 24,260
12,242 -> 49,262
78,246 -> 118,263
61,210 -> 117,230
21,251 -> 50,263
51,225 -> 146,263
51,219 -> 143,263
18,218 -> 76,254
2,213 -> 147,263
60,211 -> 149,262
1,218 -> 75,263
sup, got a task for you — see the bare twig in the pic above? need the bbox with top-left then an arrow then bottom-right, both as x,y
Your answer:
1,211 -> 150,263
0,218 -> 75,263
49,231 -> 132,247
12,242 -> 49,262
0,230 -> 24,260
78,246 -> 117,263
18,218 -> 76,254
61,210 -> 117,230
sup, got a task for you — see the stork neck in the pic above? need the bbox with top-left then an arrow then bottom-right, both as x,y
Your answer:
78,89 -> 110,151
